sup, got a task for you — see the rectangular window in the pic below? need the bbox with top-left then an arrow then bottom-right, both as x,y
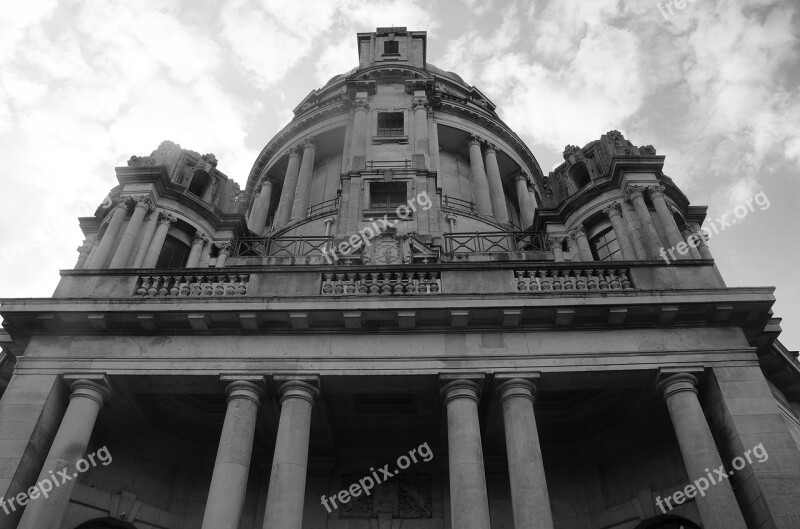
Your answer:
589,226 -> 622,261
370,182 -> 407,209
377,112 -> 404,137
156,235 -> 191,268
383,40 -> 399,55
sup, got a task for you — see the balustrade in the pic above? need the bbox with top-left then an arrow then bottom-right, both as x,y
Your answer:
321,271 -> 441,296
513,268 -> 634,291
134,274 -> 250,297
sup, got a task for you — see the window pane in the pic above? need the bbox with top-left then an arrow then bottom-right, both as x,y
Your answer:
377,112 -> 404,137
384,40 -> 399,54
370,182 -> 407,209
590,227 -> 622,262
156,236 -> 190,269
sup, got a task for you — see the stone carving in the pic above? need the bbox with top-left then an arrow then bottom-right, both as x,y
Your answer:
339,474 -> 374,518
214,241 -> 232,255
157,212 -> 177,225
624,185 -> 645,201
647,184 -> 667,198
192,233 -> 210,246
155,140 -> 179,156
547,236 -> 565,250
352,99 -> 370,112
607,130 -> 624,146
569,225 -> 587,240
542,175 -> 553,196
411,98 -> 428,110
639,145 -> 657,155
127,155 -> 140,167
602,202 -> 623,217
133,195 -> 155,210
563,145 -> 582,160
201,153 -> 218,167
398,474 -> 432,518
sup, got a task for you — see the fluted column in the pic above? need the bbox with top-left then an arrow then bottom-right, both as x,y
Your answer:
514,173 -> 535,228
87,199 -> 130,268
649,185 -> 687,257
262,379 -> 320,529
548,236 -> 565,262
657,373 -> 747,529
497,378 -> 555,529
250,177 -> 276,233
274,147 -> 302,228
141,212 -> 176,268
186,232 -> 209,268
483,143 -> 509,223
412,98 -> 429,168
603,202 -> 637,260
110,195 -> 153,268
290,138 -> 316,222
201,381 -> 264,529
570,225 -> 593,261
441,379 -> 491,529
350,100 -> 369,171
17,378 -> 111,529
214,242 -> 231,268
680,224 -> 703,259
625,186 -> 663,258
468,136 -> 493,216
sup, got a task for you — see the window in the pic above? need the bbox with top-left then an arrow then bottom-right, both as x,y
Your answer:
383,40 -> 399,55
156,235 -> 191,268
589,226 -> 622,261
188,170 -> 212,199
370,182 -> 407,209
377,112 -> 404,137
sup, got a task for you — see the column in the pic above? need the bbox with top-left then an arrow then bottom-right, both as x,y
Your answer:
186,232 -> 209,268
201,381 -> 264,529
441,379 -> 491,529
290,138 -> 317,222
214,242 -> 231,268
350,100 -> 369,171
87,199 -> 130,268
141,212 -> 176,268
262,379 -> 320,529
250,177 -> 276,233
648,185 -> 687,257
690,222 -> 714,260
483,143 -> 509,223
17,378 -> 111,529
680,225 -> 703,259
273,147 -> 302,229
412,98 -> 429,168
82,239 -> 99,270
570,225 -> 593,261
603,202 -> 637,260
625,186 -> 663,258
131,213 -> 158,268
514,174 -> 535,228
74,243 -> 92,269
109,195 -> 153,268
497,378 -> 555,529
619,200 -> 648,259
656,373 -> 748,529
548,236 -> 565,262
198,241 -> 213,268
468,136 -> 493,216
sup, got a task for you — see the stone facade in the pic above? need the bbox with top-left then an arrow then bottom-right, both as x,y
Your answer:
1,26 -> 799,529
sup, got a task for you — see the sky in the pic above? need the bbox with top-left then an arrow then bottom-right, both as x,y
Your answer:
0,0 -> 798,351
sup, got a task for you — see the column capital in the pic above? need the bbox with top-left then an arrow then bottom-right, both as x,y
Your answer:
547,235 -> 565,249
569,225 -> 587,240
131,195 -> 155,211
277,379 -> 320,406
301,137 -> 317,151
647,183 -> 667,198
483,142 -> 497,155
77,244 -> 92,256
64,376 -> 113,406
411,98 -> 428,110
656,372 -> 700,401
287,145 -> 301,158
496,378 -> 538,404
225,380 -> 265,406
352,99 -> 370,112
440,379 -> 482,405
192,232 -> 210,246
214,241 -> 232,255
157,211 -> 177,225
467,134 -> 482,147
624,185 -> 645,201
512,172 -> 529,183
602,201 -> 623,218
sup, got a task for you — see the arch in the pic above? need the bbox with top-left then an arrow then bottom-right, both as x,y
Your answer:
74,517 -> 138,529
188,169 -> 213,199
568,161 -> 591,191
633,514 -> 702,529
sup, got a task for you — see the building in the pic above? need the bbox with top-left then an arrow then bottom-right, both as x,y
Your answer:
1,26 -> 800,529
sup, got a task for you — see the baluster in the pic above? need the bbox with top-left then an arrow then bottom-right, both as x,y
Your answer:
429,272 -> 440,293
202,275 -> 214,296
137,276 -> 151,296
333,273 -> 345,295
191,275 -> 202,296
515,271 -> 527,291
550,269 -> 562,290
322,273 -> 334,294
345,273 -> 357,295
393,272 -> 404,294
405,272 -> 417,294
563,270 -> 574,290
357,273 -> 369,294
539,270 -> 551,291
225,274 -> 236,295
598,268 -> 609,290
380,272 -> 392,295
586,269 -> 597,290
620,269 -> 633,290
575,269 -> 586,290
608,269 -> 621,290
237,274 -> 248,295
157,276 -> 170,296
369,273 -> 380,294
169,275 -> 180,296
179,275 -> 191,296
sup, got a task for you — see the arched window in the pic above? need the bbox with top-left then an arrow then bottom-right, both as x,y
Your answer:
589,225 -> 622,261
568,162 -> 591,191
74,517 -> 138,529
156,235 -> 190,268
188,169 -> 213,199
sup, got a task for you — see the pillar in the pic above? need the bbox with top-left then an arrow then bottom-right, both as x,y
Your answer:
412,98 -> 429,168
186,232 -> 209,268
656,373 -> 748,529
350,100 -> 369,171
290,138 -> 316,222
625,186 -> 663,258
215,242 -> 231,268
570,225 -> 593,261
74,243 -> 92,269
468,136 -> 492,217
548,236 -> 565,262
690,222 -> 714,260
603,202 -> 637,260
497,378 -> 555,529
680,225 -> 703,259
17,378 -> 111,529
514,174 -> 535,228
109,195 -> 153,268
441,379 -> 491,529
483,143 -> 509,223
250,177 -> 276,233
87,199 -> 129,268
131,213 -> 158,268
81,239 -> 99,270
198,241 -> 213,268
200,381 -> 264,529
262,379 -> 319,529
273,147 -> 302,228
141,212 -> 176,268
649,185 -> 688,258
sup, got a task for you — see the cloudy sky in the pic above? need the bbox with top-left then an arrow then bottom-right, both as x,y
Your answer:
1,0 -> 798,350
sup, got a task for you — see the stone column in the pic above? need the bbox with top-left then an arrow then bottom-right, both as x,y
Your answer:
603,202 -> 637,260
625,186 -> 663,258
412,98 -> 429,168
483,143 -> 509,223
82,239 -> 100,270
17,378 -> 112,529
548,236 -> 565,262
497,378 -> 555,529
290,138 -> 317,222
690,222 -> 714,260
680,225 -> 703,259
141,212 -> 176,268
649,185 -> 688,257
441,379 -> 491,529
468,136 -> 493,217
350,100 -> 369,171
274,147 -> 302,229
201,381 -> 264,529
514,174 -> 535,228
250,177 -> 276,233
110,195 -> 153,268
262,379 -> 320,529
198,241 -> 213,268
619,201 -> 647,259
87,199 -> 130,268
570,226 -> 593,261
74,243 -> 92,269
215,242 -> 231,268
657,373 -> 748,529
186,232 -> 209,268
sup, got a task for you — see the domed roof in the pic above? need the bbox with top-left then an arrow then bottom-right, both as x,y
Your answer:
322,63 -> 467,89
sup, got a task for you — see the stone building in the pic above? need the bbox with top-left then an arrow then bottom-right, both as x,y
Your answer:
1,26 -> 799,529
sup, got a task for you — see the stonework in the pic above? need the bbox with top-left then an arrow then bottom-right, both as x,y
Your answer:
1,26 -> 799,529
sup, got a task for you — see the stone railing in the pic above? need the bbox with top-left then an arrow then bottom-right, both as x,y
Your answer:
513,267 -> 634,292
322,271 -> 442,296
134,274 -> 250,297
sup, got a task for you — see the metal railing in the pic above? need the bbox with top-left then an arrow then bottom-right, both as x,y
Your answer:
231,236 -> 333,258
444,231 -> 548,254
307,195 -> 340,217
442,195 -> 477,214
366,159 -> 411,170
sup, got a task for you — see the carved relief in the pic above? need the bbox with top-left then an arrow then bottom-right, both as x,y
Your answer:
201,153 -> 218,168
398,473 -> 432,518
